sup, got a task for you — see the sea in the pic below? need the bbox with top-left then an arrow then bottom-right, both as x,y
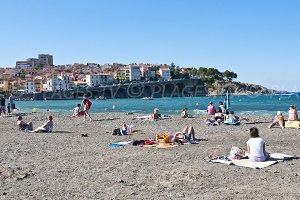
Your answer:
13,93 -> 300,117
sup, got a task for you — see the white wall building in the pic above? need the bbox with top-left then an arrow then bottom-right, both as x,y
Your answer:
159,67 -> 171,81
127,65 -> 141,81
16,61 -> 33,69
46,75 -> 69,91
86,74 -> 114,87
25,81 -> 35,93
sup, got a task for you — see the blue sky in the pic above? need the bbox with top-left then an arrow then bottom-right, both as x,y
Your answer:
0,0 -> 299,91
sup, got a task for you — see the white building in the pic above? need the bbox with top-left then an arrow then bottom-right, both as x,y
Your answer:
127,65 -> 141,81
16,61 -> 33,69
86,74 -> 114,87
159,67 -> 171,81
46,75 -> 69,91
87,63 -> 99,67
25,81 -> 34,93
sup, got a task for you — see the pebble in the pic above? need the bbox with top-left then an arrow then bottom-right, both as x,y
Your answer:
118,179 -> 125,183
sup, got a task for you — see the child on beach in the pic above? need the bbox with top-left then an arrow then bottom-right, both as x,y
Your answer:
17,116 -> 33,131
268,111 -> 285,129
7,103 -> 11,116
73,104 -> 85,117
82,95 -> 93,121
245,127 -> 269,162
0,96 -> 5,116
181,107 -> 189,118
30,115 -> 53,133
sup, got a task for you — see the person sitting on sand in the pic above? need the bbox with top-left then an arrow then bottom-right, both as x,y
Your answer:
17,116 -> 33,131
30,115 -> 53,133
171,126 -> 199,143
288,105 -> 298,121
181,107 -> 189,118
268,111 -> 285,129
207,101 -> 216,115
218,101 -> 226,114
245,127 -> 269,162
225,111 -> 249,123
73,104 -> 85,117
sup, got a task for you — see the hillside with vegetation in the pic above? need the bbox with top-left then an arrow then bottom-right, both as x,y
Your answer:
170,63 -> 280,95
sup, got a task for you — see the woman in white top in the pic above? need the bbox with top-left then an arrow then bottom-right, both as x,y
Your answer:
245,127 -> 268,162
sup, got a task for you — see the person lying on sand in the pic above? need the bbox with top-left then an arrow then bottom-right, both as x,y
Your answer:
205,112 -> 224,125
30,115 -> 53,133
17,116 -> 33,131
245,127 -> 269,162
171,126 -> 199,144
133,108 -> 161,120
268,111 -> 285,129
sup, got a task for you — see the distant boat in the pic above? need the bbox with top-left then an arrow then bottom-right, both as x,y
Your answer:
142,97 -> 153,100
96,96 -> 106,100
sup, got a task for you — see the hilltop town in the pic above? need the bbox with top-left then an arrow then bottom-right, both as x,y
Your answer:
1,54 -> 273,97
0,54 -> 174,94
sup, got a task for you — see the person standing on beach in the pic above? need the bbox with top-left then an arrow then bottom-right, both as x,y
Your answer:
82,95 -> 93,121
9,94 -> 15,114
0,96 -> 6,116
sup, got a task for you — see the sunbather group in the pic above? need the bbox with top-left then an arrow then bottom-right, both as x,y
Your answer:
72,95 -> 93,121
268,105 -> 299,129
205,110 -> 249,126
17,115 -> 53,133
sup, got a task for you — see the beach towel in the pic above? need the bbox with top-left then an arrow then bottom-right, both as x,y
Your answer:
224,121 -> 240,125
285,121 -> 300,129
144,143 -> 178,149
208,153 -> 295,169
231,159 -> 278,169
108,141 -> 131,147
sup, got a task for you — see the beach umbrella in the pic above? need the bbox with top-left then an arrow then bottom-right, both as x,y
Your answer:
224,89 -> 230,110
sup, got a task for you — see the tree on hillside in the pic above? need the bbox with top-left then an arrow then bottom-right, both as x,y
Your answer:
223,70 -> 237,81
198,67 -> 208,78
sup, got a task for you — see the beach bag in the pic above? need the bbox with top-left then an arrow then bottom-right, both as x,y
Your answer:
155,133 -> 170,143
112,128 -> 121,135
229,145 -> 244,160
143,139 -> 156,145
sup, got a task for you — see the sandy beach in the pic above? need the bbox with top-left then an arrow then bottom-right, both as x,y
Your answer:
0,112 -> 300,200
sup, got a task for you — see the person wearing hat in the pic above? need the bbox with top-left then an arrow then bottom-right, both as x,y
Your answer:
268,111 -> 285,129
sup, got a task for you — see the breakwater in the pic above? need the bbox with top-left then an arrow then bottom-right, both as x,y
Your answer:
16,79 -> 207,100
